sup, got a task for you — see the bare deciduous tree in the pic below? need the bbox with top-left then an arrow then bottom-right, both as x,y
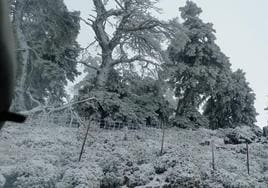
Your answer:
83,0 -> 181,88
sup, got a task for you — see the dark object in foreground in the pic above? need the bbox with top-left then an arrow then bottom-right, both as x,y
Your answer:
0,112 -> 26,130
0,1 -> 26,130
0,111 -> 26,123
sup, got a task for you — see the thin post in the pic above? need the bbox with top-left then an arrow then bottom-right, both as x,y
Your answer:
78,121 -> 90,162
160,120 -> 165,155
211,140 -> 215,171
246,142 -> 250,175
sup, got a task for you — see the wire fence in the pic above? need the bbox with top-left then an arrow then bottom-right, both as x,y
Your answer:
29,111 -> 164,130
28,111 -> 181,146
27,111 -> 266,177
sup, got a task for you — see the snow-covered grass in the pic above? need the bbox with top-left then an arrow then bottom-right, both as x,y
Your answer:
0,120 -> 268,188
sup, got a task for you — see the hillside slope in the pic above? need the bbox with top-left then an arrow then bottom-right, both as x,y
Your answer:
0,121 -> 268,188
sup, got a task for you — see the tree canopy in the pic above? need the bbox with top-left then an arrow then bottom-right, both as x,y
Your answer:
204,69 -> 257,128
79,0 -> 182,89
10,0 -> 257,129
11,0 -> 80,110
165,1 -> 257,129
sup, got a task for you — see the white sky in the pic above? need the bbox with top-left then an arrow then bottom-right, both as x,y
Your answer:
64,0 -> 268,128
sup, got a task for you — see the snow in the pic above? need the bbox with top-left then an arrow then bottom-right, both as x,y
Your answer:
0,120 -> 268,187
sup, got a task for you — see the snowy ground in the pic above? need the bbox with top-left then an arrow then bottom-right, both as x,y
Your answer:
0,120 -> 268,188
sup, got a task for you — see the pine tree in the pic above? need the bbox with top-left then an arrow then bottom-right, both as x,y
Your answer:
204,69 -> 257,128
166,1 -> 230,128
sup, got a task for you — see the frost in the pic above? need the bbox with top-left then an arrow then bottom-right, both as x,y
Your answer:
0,122 -> 267,187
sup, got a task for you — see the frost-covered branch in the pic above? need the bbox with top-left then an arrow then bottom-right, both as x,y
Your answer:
21,97 -> 97,115
78,61 -> 99,70
119,19 -> 161,32
111,55 -> 160,67
86,0 -> 182,88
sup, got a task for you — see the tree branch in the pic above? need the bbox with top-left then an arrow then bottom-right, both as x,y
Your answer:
109,11 -> 132,49
120,19 -> 161,32
21,97 -> 98,115
114,0 -> 124,10
92,0 -> 110,49
111,55 -> 160,67
105,9 -> 124,18
78,61 -> 99,70
80,17 -> 93,26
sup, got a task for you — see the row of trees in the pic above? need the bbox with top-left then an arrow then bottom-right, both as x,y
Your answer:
75,0 -> 257,129
12,0 -> 257,129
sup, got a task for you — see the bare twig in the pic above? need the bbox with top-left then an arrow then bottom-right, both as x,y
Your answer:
80,17 -> 93,26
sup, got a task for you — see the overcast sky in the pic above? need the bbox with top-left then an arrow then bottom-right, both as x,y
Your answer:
64,0 -> 268,128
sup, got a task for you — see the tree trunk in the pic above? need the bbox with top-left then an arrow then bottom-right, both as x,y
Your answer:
95,51 -> 113,89
95,65 -> 111,88
12,2 -> 29,111
176,89 -> 196,115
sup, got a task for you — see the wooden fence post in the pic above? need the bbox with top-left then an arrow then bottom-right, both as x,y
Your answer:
160,120 -> 165,155
246,142 -> 250,175
211,139 -> 215,171
79,121 -> 90,162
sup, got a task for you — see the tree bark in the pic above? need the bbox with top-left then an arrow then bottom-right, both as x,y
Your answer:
13,2 -> 29,111
95,65 -> 111,88
95,50 -> 113,88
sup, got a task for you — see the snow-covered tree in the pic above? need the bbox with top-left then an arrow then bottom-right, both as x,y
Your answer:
10,0 -> 80,110
166,1 -> 231,128
204,69 -> 257,128
76,69 -> 172,126
81,0 -> 181,89
75,0 -> 183,123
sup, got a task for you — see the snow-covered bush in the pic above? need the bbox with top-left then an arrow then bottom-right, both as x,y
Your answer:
3,160 -> 60,188
57,163 -> 102,188
76,73 -> 172,127
224,126 -> 262,144
165,163 -> 202,187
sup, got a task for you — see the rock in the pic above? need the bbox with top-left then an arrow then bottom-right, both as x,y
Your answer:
224,126 -> 260,145
263,126 -> 268,137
